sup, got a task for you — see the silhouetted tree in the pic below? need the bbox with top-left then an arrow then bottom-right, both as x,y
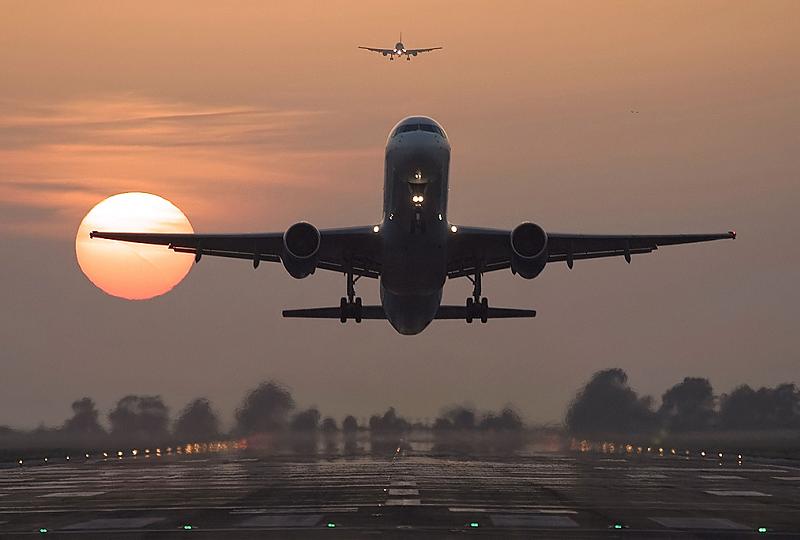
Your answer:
369,407 -> 409,433
291,408 -> 321,431
480,407 -> 524,431
108,395 -> 169,441
342,415 -> 358,434
565,369 -> 656,437
63,397 -> 105,436
321,417 -> 338,433
719,384 -> 800,430
174,398 -> 220,442
235,381 -> 295,434
659,377 -> 716,432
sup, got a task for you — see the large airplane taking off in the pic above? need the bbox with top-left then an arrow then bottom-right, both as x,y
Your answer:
91,116 -> 735,335
359,33 -> 442,61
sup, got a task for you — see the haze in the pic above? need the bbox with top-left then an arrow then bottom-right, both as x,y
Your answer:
1,1 -> 797,428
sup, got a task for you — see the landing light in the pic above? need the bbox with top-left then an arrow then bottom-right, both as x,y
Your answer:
373,225 -> 380,233
450,225 -> 458,233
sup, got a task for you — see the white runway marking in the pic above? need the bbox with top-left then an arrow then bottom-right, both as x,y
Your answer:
388,488 -> 419,496
491,514 -> 579,528
627,473 -> 668,479
773,476 -> 800,481
705,490 -> 771,497
390,481 -> 417,487
651,517 -> 747,530
39,491 -> 106,498
698,475 -> 745,480
237,514 -> 322,528
63,517 -> 164,530
385,498 -> 421,506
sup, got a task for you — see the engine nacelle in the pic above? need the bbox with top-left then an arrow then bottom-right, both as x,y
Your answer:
281,222 -> 320,279
510,222 -> 548,279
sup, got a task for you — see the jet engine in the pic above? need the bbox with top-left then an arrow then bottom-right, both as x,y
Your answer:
510,222 -> 548,279
281,222 -> 320,278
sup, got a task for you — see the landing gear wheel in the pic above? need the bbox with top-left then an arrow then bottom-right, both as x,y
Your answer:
480,297 -> 489,323
355,297 -> 363,323
339,297 -> 347,323
465,297 -> 474,323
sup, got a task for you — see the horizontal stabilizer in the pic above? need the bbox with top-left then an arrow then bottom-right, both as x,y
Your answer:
282,305 -> 536,320
435,305 -> 536,319
283,306 -> 387,319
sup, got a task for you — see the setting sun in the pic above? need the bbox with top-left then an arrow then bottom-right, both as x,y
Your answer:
76,193 -> 194,300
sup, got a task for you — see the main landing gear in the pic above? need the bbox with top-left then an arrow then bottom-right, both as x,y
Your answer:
339,267 -> 362,323
465,270 -> 489,323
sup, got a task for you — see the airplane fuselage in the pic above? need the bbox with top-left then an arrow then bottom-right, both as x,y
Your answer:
380,116 -> 451,334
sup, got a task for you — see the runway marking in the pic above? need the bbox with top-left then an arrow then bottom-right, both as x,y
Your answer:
698,475 -> 745,480
388,488 -> 419,496
705,490 -> 771,497
651,517 -> 748,530
773,476 -> 800,481
626,473 -> 668,479
63,517 -> 164,530
490,514 -> 579,528
390,481 -> 417,487
237,514 -> 322,528
230,507 -> 358,515
384,498 -> 421,506
39,491 -> 106,498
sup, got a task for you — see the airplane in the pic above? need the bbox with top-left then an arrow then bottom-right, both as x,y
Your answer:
359,33 -> 442,61
90,116 -> 736,335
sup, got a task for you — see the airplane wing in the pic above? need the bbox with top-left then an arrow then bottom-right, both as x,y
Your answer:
358,46 -> 395,55
447,226 -> 735,278
90,226 -> 382,278
406,47 -> 443,54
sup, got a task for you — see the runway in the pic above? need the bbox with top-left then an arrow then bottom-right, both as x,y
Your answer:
0,443 -> 798,537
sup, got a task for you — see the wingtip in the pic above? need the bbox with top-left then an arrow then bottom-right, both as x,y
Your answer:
729,230 -> 736,239
89,231 -> 96,239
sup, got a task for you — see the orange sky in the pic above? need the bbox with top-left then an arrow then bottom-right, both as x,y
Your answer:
0,1 -> 798,427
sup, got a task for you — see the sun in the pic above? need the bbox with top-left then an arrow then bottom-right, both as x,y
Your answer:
76,192 -> 194,300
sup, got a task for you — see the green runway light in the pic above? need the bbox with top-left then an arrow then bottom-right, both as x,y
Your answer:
182,524 -> 193,530
758,527 -> 768,534
38,528 -> 48,534
326,522 -> 336,528
469,521 -> 479,528
613,523 -> 623,529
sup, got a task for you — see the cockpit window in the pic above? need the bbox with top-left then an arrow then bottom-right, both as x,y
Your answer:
392,123 -> 445,138
420,124 -> 444,135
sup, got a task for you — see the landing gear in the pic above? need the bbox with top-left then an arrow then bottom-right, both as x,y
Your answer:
465,269 -> 489,323
339,266 -> 362,323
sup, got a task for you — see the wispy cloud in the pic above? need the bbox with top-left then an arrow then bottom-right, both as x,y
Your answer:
0,96 -> 375,238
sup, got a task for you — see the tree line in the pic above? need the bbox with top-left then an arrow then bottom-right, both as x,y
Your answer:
566,368 -> 800,438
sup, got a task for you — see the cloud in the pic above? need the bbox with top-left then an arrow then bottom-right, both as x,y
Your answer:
0,96 -> 374,239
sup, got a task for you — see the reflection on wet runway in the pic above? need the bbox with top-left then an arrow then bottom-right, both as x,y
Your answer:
0,441 -> 798,537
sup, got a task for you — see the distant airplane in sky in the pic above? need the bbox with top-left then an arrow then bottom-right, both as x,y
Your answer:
91,116 -> 735,335
359,33 -> 442,61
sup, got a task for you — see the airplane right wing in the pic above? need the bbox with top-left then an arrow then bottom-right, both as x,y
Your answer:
90,226 -> 382,278
358,46 -> 394,55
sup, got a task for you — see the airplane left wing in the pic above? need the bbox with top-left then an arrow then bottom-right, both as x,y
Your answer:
447,226 -> 735,278
406,47 -> 443,54
90,226 -> 382,278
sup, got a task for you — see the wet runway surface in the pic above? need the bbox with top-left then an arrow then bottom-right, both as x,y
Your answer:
1,448 -> 798,537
